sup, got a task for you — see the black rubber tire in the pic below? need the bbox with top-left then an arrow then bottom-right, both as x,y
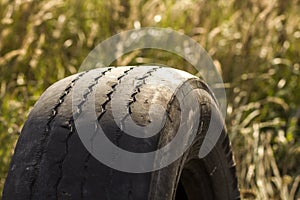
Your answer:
3,66 -> 240,200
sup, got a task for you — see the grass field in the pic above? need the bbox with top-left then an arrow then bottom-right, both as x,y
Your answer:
1,0 -> 300,199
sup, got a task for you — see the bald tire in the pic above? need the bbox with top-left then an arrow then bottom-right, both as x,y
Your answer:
3,66 -> 240,200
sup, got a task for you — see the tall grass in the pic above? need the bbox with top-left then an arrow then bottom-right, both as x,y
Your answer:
1,0 -> 300,199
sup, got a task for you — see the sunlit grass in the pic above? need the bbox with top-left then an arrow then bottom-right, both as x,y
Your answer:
1,0 -> 300,198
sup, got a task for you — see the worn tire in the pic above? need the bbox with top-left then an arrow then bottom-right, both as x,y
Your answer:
3,66 -> 240,200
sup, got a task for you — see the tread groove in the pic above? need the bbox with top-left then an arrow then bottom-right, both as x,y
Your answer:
127,67 -> 160,115
55,68 -> 113,198
80,67 -> 135,199
73,68 -> 113,120
29,71 -> 87,198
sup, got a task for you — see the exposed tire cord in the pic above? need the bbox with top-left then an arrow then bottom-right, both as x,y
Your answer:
3,66 -> 240,200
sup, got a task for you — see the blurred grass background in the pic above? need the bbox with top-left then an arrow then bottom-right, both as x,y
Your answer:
0,0 -> 300,199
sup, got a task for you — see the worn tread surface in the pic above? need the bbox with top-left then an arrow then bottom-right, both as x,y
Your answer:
3,66 -> 240,200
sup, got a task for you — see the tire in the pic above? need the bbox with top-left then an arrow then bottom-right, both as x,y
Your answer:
3,66 -> 240,200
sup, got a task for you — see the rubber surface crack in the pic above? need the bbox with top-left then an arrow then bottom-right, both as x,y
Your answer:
81,67 -> 135,199
120,66 -> 161,134
29,71 -> 87,198
55,68 -> 112,199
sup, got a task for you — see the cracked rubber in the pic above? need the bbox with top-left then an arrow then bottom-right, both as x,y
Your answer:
3,66 -> 240,200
